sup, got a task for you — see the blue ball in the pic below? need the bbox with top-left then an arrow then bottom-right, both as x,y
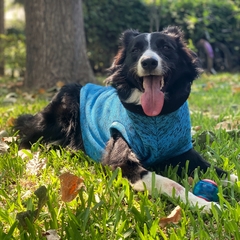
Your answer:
193,179 -> 219,202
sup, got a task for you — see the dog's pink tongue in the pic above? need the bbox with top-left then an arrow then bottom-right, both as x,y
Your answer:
141,76 -> 164,116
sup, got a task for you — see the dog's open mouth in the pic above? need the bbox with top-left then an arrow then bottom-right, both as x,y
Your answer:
141,75 -> 164,117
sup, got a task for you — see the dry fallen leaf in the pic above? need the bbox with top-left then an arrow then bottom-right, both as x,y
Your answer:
18,149 -> 32,159
231,85 -> 240,94
43,229 -> 60,240
191,126 -> 202,136
188,177 -> 194,185
7,116 -> 16,127
0,139 -> 9,153
56,81 -> 65,88
215,119 -> 240,130
0,130 -> 8,138
39,88 -> 46,94
25,152 -> 47,175
16,186 -> 48,230
59,172 -> 85,202
3,136 -> 17,143
159,206 -> 182,228
193,126 -> 202,131
22,92 -> 35,102
3,92 -> 17,103
203,82 -> 214,91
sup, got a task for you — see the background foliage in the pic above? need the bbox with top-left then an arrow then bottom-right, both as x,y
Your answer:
83,0 -> 240,73
1,32 -> 25,76
83,0 -> 150,72
1,0 -> 240,76
1,73 -> 240,239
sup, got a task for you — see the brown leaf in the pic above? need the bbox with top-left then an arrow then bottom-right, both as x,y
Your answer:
203,82 -> 214,91
231,85 -> 240,94
193,126 -> 202,131
3,136 -> 17,142
188,177 -> 194,185
7,117 -> 16,127
59,172 -> 85,202
56,81 -> 65,88
38,88 -> 46,94
215,119 -> 240,130
159,206 -> 181,228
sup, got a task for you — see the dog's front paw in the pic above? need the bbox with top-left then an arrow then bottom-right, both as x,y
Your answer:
221,174 -> 239,186
230,174 -> 238,183
195,198 -> 220,213
188,192 -> 220,213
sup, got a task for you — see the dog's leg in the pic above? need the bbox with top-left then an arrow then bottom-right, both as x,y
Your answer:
102,134 -> 218,212
14,83 -> 83,150
102,133 -> 148,184
133,172 -> 218,212
162,149 -> 238,183
186,149 -> 239,183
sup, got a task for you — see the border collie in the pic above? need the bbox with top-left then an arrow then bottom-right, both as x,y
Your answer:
14,26 -> 238,211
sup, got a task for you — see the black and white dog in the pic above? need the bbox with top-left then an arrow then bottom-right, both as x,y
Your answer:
15,26 -> 237,211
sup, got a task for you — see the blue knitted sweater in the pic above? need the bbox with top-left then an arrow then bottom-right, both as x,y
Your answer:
80,84 -> 192,167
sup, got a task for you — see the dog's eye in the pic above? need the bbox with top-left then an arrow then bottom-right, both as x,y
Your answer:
163,45 -> 170,50
131,48 -> 139,53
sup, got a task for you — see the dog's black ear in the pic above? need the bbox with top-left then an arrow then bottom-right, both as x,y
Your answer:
163,26 -> 203,79
114,29 -> 140,65
188,50 -> 204,75
161,26 -> 184,39
105,29 -> 140,85
120,29 -> 140,47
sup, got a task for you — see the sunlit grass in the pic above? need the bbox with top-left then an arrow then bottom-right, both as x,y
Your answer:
0,73 -> 240,239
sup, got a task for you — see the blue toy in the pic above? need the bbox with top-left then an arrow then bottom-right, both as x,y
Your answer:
193,179 -> 219,202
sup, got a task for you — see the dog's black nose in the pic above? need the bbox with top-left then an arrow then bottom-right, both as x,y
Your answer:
141,57 -> 158,71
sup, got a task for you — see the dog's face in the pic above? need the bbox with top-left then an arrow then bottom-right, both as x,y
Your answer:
107,26 -> 202,116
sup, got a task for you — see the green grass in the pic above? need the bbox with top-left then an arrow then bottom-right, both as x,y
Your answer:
0,73 -> 240,239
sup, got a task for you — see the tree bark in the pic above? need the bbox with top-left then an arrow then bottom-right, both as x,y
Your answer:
0,0 -> 4,76
24,0 -> 95,89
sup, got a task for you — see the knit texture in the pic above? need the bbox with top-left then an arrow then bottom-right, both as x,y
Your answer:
80,83 -> 193,167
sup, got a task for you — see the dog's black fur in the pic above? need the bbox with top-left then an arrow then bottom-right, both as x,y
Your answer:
15,27 -> 231,208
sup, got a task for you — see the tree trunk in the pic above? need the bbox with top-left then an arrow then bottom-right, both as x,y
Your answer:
24,0 -> 95,89
0,0 -> 4,76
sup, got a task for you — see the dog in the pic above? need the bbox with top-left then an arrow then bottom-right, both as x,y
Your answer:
14,26 -> 238,211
